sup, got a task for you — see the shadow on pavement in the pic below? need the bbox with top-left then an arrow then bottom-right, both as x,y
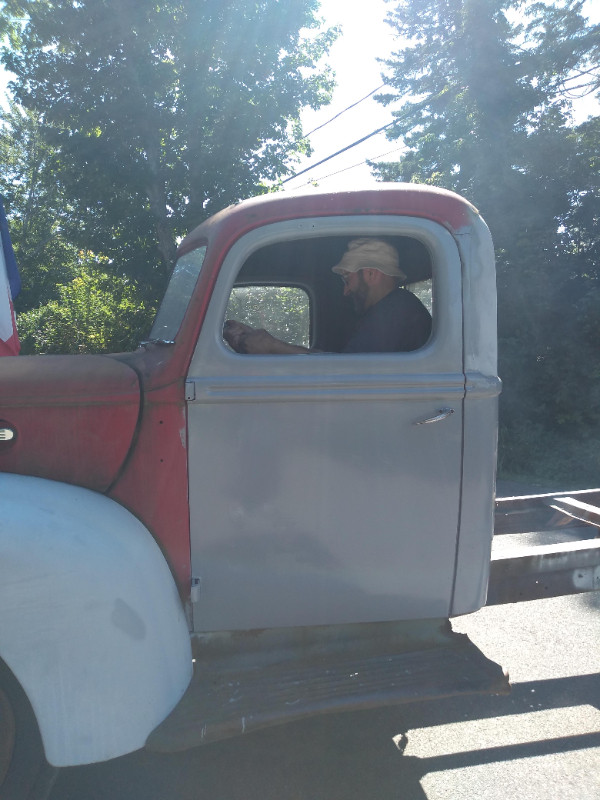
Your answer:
51,672 -> 600,800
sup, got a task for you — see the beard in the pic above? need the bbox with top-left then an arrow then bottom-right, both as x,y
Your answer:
348,271 -> 370,315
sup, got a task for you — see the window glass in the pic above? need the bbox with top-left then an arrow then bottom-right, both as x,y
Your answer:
410,279 -> 433,314
150,246 -> 207,341
225,285 -> 310,348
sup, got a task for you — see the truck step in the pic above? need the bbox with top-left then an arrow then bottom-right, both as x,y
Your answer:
146,620 -> 508,752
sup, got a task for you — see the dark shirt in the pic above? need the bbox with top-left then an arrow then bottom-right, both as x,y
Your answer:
341,288 -> 432,353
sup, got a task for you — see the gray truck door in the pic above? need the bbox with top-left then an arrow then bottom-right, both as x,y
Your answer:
186,216 -> 465,632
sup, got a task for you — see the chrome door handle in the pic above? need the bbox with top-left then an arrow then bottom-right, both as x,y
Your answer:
415,408 -> 455,425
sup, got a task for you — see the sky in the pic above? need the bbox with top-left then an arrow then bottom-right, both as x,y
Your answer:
283,0 -> 397,192
283,0 -> 600,193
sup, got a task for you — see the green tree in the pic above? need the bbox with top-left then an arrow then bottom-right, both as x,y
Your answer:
373,0 -> 596,242
373,0 -> 600,486
2,0 -> 336,298
0,102 -> 79,310
17,251 -> 156,354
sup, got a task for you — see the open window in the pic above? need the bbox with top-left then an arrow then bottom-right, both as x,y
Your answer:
224,234 -> 433,354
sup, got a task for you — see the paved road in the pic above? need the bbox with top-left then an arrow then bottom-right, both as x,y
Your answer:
49,587 -> 600,800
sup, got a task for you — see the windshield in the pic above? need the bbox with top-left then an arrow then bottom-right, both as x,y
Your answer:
149,246 -> 207,342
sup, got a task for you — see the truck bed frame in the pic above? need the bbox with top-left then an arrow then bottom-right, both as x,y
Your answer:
489,488 -> 600,604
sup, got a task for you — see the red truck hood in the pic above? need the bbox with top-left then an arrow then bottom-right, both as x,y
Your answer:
0,354 -> 140,491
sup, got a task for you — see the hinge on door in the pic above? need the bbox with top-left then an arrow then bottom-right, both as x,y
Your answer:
190,577 -> 202,603
185,380 -> 196,401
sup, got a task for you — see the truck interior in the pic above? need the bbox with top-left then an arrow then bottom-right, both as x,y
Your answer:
225,234 -> 433,353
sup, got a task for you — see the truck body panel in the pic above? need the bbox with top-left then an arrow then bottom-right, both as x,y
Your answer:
0,354 -> 140,490
0,473 -> 192,766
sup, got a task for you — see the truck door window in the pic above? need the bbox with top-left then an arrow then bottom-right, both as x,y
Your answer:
409,279 -> 433,314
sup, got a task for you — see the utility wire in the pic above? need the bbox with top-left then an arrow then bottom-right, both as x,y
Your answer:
301,83 -> 386,140
283,88 -> 452,185
281,119 -> 397,184
291,143 -> 407,190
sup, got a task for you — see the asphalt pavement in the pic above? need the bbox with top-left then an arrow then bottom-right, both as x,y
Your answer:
48,586 -> 600,800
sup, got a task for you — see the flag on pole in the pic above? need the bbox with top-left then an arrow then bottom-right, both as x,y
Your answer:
0,196 -> 21,356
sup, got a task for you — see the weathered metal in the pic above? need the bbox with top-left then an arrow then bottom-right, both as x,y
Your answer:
0,184 -> 597,778
487,538 -> 600,604
0,474 -> 192,767
494,489 -> 600,535
146,619 -> 509,752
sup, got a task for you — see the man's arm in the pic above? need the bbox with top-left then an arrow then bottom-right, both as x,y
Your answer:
223,320 -> 311,354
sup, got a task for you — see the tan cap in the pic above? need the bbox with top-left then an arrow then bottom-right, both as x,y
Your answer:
331,238 -> 406,280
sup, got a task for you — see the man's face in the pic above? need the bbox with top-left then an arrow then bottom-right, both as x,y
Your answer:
340,269 -> 369,314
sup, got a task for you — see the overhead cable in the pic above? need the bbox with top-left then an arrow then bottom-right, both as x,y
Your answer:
301,84 -> 386,140
281,119 -> 396,184
290,143 -> 407,190
282,93 -> 436,184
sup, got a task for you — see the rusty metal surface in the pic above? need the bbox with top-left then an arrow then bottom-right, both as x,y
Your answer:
494,489 -> 600,535
487,538 -> 600,605
146,620 -> 508,753
548,496 -> 600,529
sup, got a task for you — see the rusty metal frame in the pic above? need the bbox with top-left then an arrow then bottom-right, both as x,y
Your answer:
494,489 -> 600,535
487,538 -> 600,605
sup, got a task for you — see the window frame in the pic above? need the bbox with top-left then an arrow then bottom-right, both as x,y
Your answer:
188,215 -> 463,379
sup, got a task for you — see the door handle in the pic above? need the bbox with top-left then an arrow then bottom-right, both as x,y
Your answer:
415,408 -> 455,425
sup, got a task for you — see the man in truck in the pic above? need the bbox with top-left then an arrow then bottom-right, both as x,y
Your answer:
223,237 -> 432,354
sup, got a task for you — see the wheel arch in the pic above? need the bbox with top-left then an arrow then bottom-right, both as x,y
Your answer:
0,473 -> 192,767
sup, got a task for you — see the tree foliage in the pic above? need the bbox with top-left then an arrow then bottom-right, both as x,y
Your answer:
16,253 -> 156,354
226,285 -> 311,347
1,0 -> 336,299
374,0 -> 600,486
0,102 -> 78,310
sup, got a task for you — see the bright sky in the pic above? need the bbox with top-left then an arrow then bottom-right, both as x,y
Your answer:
284,0 -> 600,193
283,0 -> 396,192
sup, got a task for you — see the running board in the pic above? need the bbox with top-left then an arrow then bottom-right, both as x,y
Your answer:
146,619 -> 508,752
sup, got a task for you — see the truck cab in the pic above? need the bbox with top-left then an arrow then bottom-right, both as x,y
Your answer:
166,185 -> 500,632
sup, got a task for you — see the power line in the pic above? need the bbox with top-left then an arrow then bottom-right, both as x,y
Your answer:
301,84 -> 386,140
290,143 -> 407,190
281,92 -> 438,185
281,119 -> 396,184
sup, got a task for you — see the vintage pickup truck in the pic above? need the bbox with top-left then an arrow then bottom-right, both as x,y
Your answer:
1,184 -> 599,799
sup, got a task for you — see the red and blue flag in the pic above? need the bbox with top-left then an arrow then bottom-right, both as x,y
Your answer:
0,196 -> 20,356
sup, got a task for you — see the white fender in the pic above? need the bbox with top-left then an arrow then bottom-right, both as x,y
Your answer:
0,473 -> 192,767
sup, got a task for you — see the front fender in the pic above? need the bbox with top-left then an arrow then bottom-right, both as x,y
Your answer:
0,473 -> 192,767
